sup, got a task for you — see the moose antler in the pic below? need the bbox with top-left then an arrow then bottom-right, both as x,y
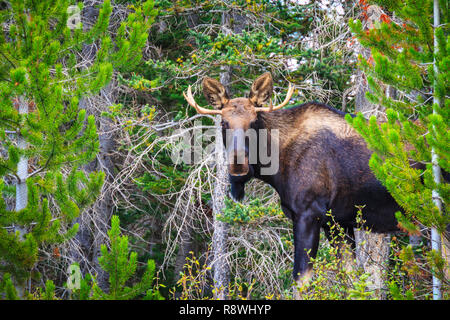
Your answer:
183,85 -> 223,115
183,82 -> 294,114
255,82 -> 295,112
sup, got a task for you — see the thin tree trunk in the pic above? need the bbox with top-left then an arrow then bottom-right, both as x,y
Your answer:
210,5 -> 246,300
68,2 -> 116,291
14,96 -> 28,297
75,82 -> 116,291
15,96 -> 28,215
431,0 -> 442,300
211,52 -> 231,302
354,231 -> 390,299
211,136 -> 229,299
90,82 -> 116,290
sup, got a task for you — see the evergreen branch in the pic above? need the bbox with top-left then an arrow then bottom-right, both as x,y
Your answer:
0,163 -> 20,181
0,50 -> 16,68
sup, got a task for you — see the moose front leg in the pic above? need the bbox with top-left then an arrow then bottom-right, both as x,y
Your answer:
292,208 -> 321,297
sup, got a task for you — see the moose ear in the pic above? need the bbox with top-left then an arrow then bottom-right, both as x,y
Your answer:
249,73 -> 273,106
202,77 -> 229,109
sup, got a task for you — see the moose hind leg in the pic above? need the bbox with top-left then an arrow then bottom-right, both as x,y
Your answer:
292,208 -> 321,297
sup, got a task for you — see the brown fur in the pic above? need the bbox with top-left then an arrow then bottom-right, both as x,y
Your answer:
202,74 -> 273,175
259,103 -> 362,149
198,73 -> 402,289
249,73 -> 273,106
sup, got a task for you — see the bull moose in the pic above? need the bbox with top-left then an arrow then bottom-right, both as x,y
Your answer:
182,72 -> 408,290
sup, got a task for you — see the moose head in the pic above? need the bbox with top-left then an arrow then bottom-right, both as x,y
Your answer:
183,73 -> 294,178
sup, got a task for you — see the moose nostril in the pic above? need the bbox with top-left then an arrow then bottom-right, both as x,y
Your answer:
228,163 -> 249,176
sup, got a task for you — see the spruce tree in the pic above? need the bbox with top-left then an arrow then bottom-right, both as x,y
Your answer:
348,0 -> 449,298
69,215 -> 163,300
0,0 -> 156,293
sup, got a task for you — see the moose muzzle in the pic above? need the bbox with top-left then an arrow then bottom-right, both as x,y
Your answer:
226,128 -> 249,176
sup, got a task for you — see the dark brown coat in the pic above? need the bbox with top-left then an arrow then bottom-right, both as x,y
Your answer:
230,102 -> 401,283
186,73 -> 402,286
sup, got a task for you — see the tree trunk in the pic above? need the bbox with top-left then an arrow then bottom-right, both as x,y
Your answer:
211,53 -> 231,302
354,230 -> 390,299
75,82 -> 116,291
68,2 -> 116,291
210,5 -> 246,300
173,224 -> 194,285
211,157 -> 229,300
431,0 -> 443,300
14,96 -> 28,297
88,82 -> 116,291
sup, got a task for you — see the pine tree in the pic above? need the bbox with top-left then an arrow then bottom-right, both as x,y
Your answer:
347,0 -> 449,298
2,215 -> 163,299
0,0 -> 157,293
69,215 -> 163,300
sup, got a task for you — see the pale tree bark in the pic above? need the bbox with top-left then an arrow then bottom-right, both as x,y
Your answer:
13,96 -> 28,297
210,6 -> 247,300
431,0 -> 443,299
211,10 -> 232,301
354,231 -> 390,299
211,124 -> 229,299
211,65 -> 233,300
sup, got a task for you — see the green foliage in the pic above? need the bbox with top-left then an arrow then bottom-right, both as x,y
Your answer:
385,235 -> 444,299
389,281 -> 414,300
348,0 -> 449,234
296,211 -> 375,300
217,197 -> 284,224
129,0 -> 354,113
348,0 -> 449,297
348,274 -> 375,300
35,280 -> 57,300
70,215 -> 164,300
0,273 -> 19,300
0,0 -> 156,288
